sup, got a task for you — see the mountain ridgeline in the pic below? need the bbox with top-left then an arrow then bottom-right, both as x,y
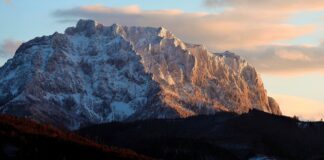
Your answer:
0,19 -> 281,129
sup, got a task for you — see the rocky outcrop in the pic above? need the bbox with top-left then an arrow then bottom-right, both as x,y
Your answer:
0,19 -> 281,129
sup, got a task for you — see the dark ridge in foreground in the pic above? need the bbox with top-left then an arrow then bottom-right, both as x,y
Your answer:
78,110 -> 324,160
0,115 -> 153,160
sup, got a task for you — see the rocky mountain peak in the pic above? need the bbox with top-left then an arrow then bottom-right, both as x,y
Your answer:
65,19 -> 104,36
157,26 -> 174,39
0,19 -> 281,129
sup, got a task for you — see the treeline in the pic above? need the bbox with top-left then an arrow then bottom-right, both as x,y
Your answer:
0,115 -> 153,160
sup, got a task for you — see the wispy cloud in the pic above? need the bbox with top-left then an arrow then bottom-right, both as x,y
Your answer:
3,0 -> 11,4
275,50 -> 311,61
204,0 -> 324,12
0,39 -> 22,58
238,44 -> 324,74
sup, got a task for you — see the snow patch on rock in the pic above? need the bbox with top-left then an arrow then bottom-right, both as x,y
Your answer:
0,19 -> 281,129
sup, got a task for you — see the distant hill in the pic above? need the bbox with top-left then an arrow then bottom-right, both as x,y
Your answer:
78,110 -> 324,160
0,115 -> 152,160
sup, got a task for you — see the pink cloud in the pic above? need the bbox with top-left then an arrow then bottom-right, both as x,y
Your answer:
204,0 -> 324,12
80,5 -> 141,14
0,39 -> 22,58
275,50 -> 311,61
238,44 -> 324,74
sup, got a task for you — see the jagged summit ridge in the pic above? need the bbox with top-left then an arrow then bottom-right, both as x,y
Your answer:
0,19 -> 281,129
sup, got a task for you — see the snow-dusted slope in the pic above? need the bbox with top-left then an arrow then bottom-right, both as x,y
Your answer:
0,20 -> 281,129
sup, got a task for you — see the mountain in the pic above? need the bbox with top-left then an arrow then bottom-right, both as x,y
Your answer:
0,19 -> 281,129
0,115 -> 153,160
78,110 -> 324,160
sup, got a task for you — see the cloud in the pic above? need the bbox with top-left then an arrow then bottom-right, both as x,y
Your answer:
3,0 -> 11,4
77,4 -> 183,15
0,39 -> 22,58
79,4 -> 141,14
53,5 -> 314,51
275,50 -> 311,61
204,0 -> 324,12
238,44 -> 324,74
274,94 -> 324,121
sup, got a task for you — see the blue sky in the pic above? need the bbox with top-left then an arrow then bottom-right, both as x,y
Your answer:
1,0 -> 324,120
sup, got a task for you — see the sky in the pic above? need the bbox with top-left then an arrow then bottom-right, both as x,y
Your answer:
1,0 -> 324,120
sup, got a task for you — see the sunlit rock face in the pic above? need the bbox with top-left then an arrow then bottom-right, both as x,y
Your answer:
0,19 -> 281,129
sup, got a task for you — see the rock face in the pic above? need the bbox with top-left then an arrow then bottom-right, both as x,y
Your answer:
0,19 -> 281,129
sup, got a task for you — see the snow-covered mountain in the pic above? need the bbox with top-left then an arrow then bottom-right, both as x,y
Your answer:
0,19 -> 281,129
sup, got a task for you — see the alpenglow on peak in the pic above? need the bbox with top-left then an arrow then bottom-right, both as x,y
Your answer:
0,19 -> 281,129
